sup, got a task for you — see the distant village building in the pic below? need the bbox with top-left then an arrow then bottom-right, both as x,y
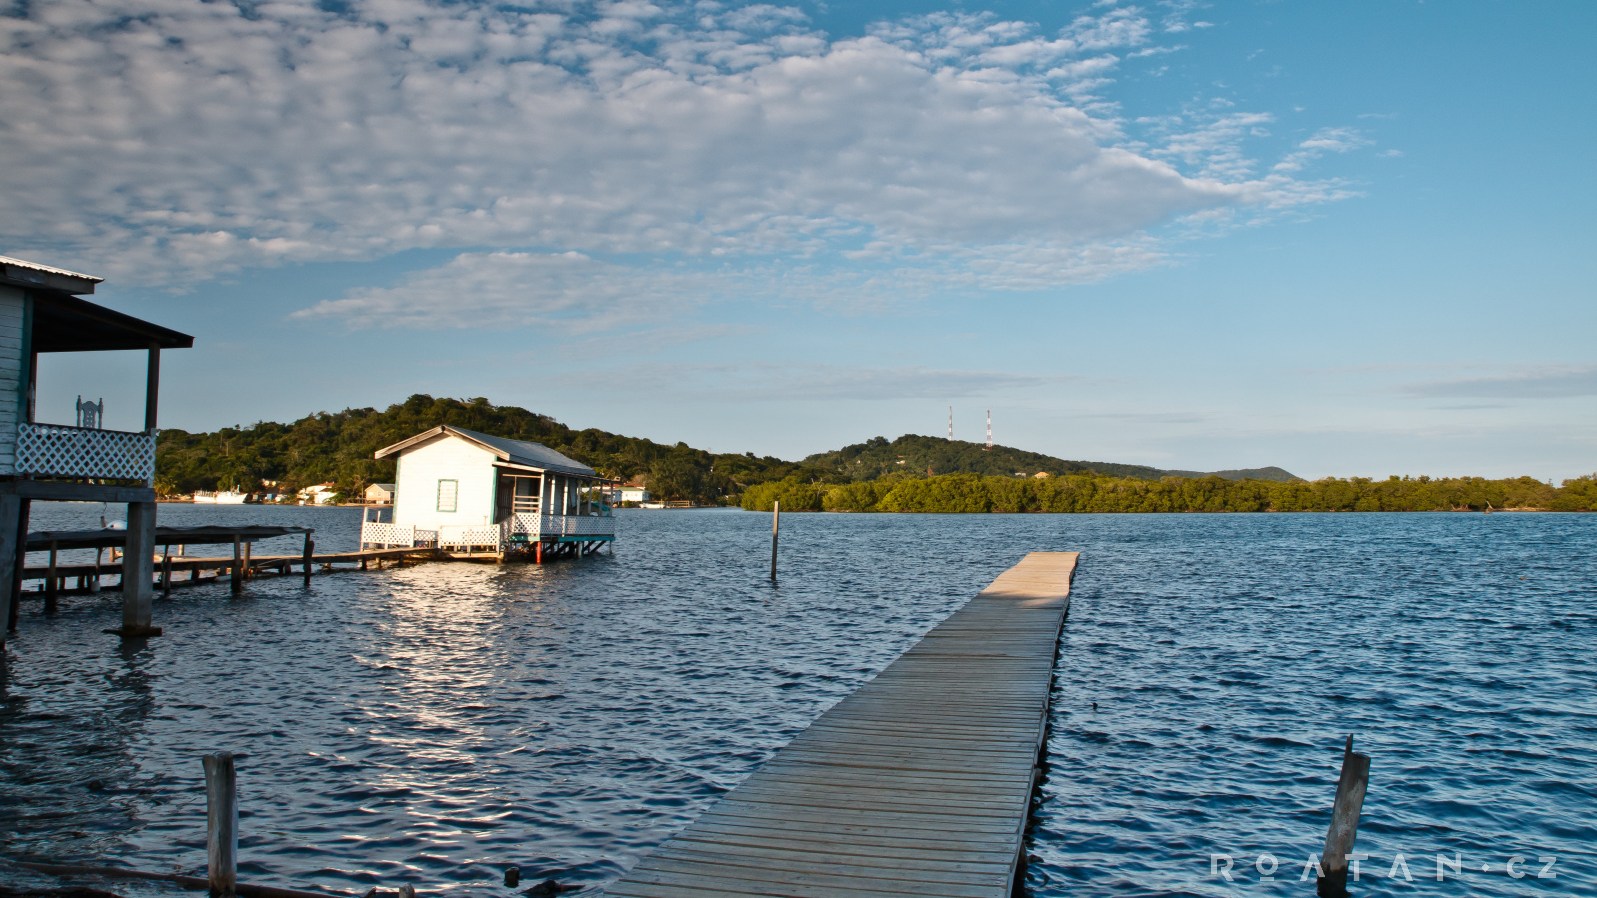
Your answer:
364,482 -> 396,505
298,483 -> 339,505
0,255 -> 193,646
360,425 -> 615,561
616,484 -> 650,504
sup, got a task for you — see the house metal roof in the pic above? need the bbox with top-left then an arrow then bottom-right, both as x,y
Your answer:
375,425 -> 600,478
0,254 -> 103,289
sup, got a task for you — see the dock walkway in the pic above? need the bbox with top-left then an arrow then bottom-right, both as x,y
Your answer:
603,551 -> 1080,898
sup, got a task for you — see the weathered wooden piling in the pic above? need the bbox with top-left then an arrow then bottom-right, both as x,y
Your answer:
1317,735 -> 1371,898
204,751 -> 239,898
769,500 -> 780,583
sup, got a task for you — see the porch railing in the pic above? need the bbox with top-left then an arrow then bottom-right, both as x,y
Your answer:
359,521 -> 438,549
15,422 -> 156,483
535,513 -> 618,538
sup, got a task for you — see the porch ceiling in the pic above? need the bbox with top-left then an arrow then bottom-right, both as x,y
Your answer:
32,292 -> 194,352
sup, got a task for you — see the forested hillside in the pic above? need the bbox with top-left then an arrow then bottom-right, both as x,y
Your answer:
156,394 -> 809,500
803,434 -> 1299,482
155,394 -> 1594,512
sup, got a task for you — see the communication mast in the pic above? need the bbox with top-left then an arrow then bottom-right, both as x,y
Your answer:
985,409 -> 993,451
948,405 -> 954,440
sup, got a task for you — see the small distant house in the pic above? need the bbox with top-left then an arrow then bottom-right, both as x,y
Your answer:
298,483 -> 339,505
364,483 -> 396,505
616,484 -> 650,504
360,425 -> 615,560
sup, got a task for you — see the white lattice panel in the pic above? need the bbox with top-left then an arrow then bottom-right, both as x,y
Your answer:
360,522 -> 439,548
16,422 -> 154,482
540,514 -> 617,537
439,525 -> 501,550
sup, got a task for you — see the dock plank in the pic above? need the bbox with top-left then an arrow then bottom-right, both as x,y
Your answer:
602,551 -> 1078,898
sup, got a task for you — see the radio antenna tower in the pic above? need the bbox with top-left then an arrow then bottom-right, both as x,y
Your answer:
948,405 -> 954,440
985,409 -> 993,450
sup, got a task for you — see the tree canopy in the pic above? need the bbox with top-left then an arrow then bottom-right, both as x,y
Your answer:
155,394 -> 1593,512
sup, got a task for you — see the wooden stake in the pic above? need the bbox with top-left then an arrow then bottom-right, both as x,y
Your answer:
769,500 -> 780,583
162,548 -> 173,598
240,541 -> 252,581
301,536 -> 313,587
1317,735 -> 1371,898
203,751 -> 238,898
45,543 -> 59,614
230,537 -> 242,594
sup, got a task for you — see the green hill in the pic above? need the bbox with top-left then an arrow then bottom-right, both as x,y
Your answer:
804,434 -> 1299,482
156,394 -> 806,501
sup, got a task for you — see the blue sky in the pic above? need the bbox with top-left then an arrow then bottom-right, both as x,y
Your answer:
4,0 -> 1593,480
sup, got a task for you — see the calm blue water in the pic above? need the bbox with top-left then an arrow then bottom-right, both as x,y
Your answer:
1,506 -> 1593,897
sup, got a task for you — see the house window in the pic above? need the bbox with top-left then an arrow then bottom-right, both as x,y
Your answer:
437,479 -> 458,513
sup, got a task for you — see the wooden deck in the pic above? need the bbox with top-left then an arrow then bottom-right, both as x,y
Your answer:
603,551 -> 1080,898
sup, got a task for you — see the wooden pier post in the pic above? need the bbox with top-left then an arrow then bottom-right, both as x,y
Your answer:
301,536 -> 314,587
0,494 -> 22,643
45,543 -> 59,614
162,549 -> 173,598
769,500 -> 780,583
240,541 -> 252,581
1317,735 -> 1371,898
203,751 -> 238,898
230,537 -> 242,594
119,501 -> 158,637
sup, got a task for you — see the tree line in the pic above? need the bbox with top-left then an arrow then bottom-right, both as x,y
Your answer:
156,394 -> 807,501
740,472 -> 1597,514
156,394 -> 1595,512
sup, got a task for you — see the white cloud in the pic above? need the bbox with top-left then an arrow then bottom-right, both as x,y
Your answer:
0,0 -> 1365,328
1407,366 -> 1597,400
293,250 -> 719,331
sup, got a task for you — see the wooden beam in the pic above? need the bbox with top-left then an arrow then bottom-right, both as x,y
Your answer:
0,480 -> 156,504
145,344 -> 161,433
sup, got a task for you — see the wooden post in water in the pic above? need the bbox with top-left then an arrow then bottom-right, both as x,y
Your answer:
45,543 -> 59,614
203,751 -> 238,898
1317,735 -> 1371,898
301,536 -> 313,587
230,537 -> 242,594
240,541 -> 251,581
769,500 -> 780,583
162,548 -> 172,598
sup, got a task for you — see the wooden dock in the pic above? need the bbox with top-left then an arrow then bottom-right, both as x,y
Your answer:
603,551 -> 1080,898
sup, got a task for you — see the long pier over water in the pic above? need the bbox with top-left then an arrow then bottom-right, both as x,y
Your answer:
605,551 -> 1080,898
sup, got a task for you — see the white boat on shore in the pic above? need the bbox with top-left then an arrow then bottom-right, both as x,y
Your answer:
192,490 -> 250,504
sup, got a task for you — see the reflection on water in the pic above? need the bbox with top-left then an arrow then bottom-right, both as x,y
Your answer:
1,508 -> 1594,897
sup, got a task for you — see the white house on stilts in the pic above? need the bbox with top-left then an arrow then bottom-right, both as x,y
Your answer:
360,425 -> 616,561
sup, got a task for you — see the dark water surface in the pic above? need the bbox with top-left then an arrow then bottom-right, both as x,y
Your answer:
1,506 -> 1592,896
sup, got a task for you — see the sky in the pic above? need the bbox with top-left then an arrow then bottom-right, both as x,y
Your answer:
3,0 -> 1594,481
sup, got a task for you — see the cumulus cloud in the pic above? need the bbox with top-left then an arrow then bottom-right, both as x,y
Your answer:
0,0 -> 1367,327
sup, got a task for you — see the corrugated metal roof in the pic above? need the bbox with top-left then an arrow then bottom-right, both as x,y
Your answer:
0,255 -> 103,283
448,426 -> 599,477
376,425 -> 600,478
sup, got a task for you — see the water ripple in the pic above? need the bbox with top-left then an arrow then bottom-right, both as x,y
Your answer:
2,507 -> 1593,897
